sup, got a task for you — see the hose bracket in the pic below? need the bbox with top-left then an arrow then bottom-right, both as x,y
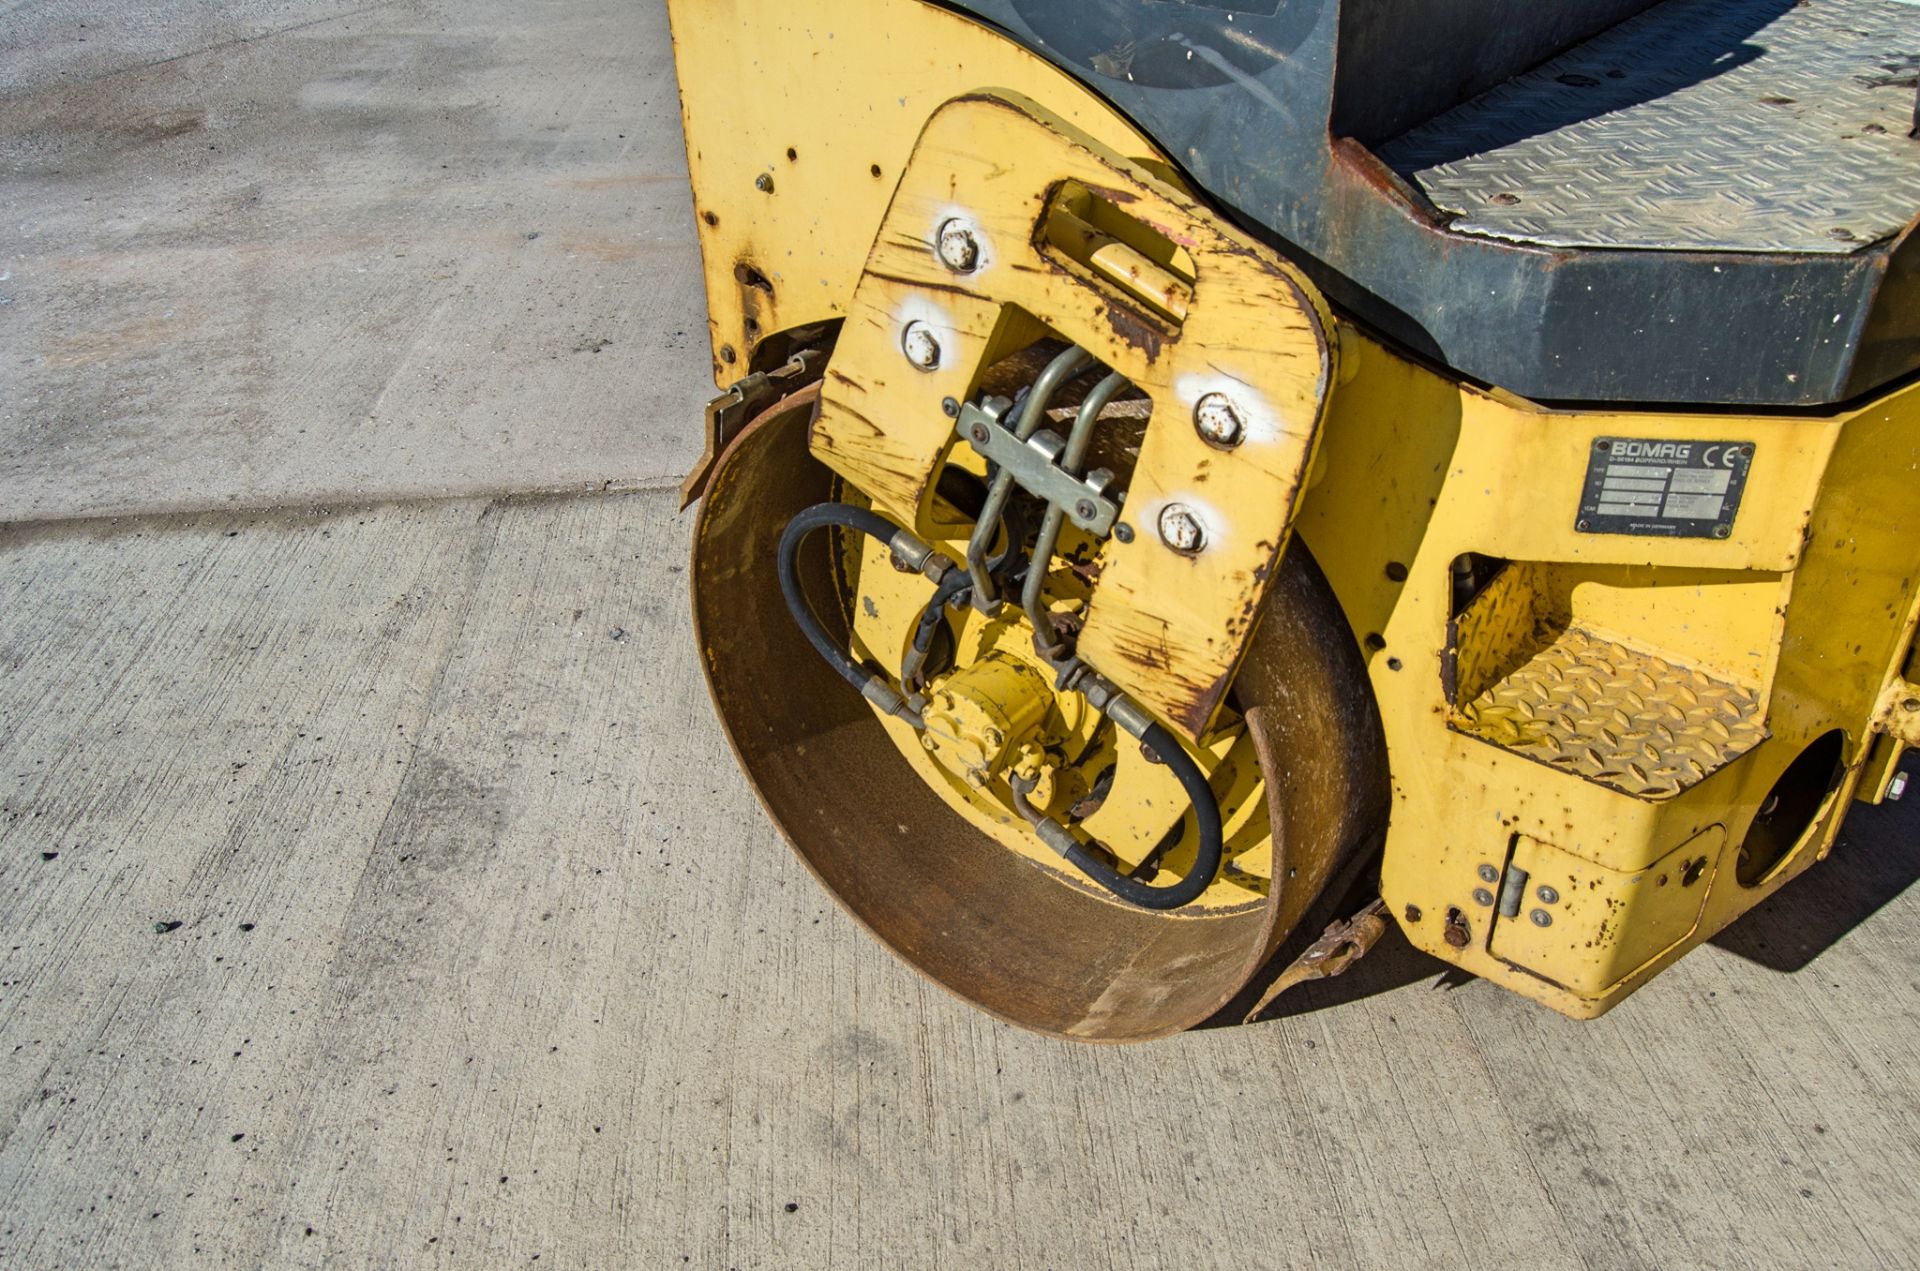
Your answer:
954,398 -> 1120,536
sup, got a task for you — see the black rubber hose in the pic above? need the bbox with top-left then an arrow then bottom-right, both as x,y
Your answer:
903,568 -> 971,689
1059,723 -> 1224,910
781,502 -> 1222,909
912,569 -> 971,655
777,501 -> 908,695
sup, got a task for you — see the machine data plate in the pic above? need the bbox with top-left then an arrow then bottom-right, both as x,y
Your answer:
1576,437 -> 1752,538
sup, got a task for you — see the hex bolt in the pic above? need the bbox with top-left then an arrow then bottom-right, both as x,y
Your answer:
901,321 -> 941,371
1536,885 -> 1560,905
1193,392 -> 1246,448
1472,888 -> 1495,907
1890,771 -> 1910,802
935,219 -> 981,272
1157,504 -> 1205,553
1476,863 -> 1499,883
755,173 -> 775,193
1529,908 -> 1553,928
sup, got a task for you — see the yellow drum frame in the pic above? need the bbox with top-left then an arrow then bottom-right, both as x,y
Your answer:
669,0 -> 1920,1026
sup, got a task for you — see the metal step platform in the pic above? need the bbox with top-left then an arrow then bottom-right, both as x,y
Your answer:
1453,628 -> 1768,801
1380,0 -> 1920,254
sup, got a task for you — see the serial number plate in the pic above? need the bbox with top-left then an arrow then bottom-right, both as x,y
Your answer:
1576,437 -> 1753,539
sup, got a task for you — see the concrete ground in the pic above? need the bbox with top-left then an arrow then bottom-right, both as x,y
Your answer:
1,3 -> 1917,1268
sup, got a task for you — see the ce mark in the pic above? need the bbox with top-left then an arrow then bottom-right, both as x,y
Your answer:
1702,444 -> 1751,468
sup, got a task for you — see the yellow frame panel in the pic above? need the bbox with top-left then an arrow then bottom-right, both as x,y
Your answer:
667,0 -> 1920,1019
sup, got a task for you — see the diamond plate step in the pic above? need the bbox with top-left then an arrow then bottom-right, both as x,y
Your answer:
1381,0 -> 1920,254
1453,627 -> 1769,800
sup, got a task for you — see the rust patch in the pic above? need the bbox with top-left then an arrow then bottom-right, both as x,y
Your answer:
1243,899 -> 1390,1021
1101,298 -> 1165,359
1328,137 -> 1446,227
1082,182 -> 1141,207
1439,616 -> 1461,705
825,367 -> 869,396
734,261 -> 776,298
861,268 -> 989,304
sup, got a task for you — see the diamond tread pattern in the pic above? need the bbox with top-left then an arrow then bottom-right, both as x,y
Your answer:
1381,0 -> 1920,253
1454,626 -> 1768,801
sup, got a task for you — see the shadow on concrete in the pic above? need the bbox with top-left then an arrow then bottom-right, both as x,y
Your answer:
1712,795 -> 1920,973
1200,869 -> 1465,1032
1267,924 -> 1471,1020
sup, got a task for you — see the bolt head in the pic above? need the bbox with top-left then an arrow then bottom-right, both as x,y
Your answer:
935,219 -> 981,272
1471,888 -> 1495,907
1113,522 -> 1135,544
941,396 -> 960,418
1193,392 -> 1245,447
1074,498 -> 1098,521
754,173 -> 774,193
1890,771 -> 1909,802
901,320 -> 941,371
968,422 -> 990,445
1156,504 -> 1205,554
1529,908 -> 1553,928
1536,885 -> 1559,905
1476,863 -> 1499,883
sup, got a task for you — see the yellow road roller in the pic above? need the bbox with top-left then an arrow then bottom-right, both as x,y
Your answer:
669,0 -> 1920,1040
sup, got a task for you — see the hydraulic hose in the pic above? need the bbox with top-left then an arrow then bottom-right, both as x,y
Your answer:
777,501 -> 926,726
782,495 -> 1221,909
1022,369 -> 1129,650
964,346 -> 1094,608
901,567 -> 973,689
1012,720 -> 1224,910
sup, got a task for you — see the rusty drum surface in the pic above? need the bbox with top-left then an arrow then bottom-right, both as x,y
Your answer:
690,390 -> 1388,1041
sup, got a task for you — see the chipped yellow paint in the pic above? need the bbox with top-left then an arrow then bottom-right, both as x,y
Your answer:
663,0 -> 1172,383
810,93 -> 1332,740
1487,828 -> 1726,998
667,0 -> 1920,1015
1295,339 -> 1920,1017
